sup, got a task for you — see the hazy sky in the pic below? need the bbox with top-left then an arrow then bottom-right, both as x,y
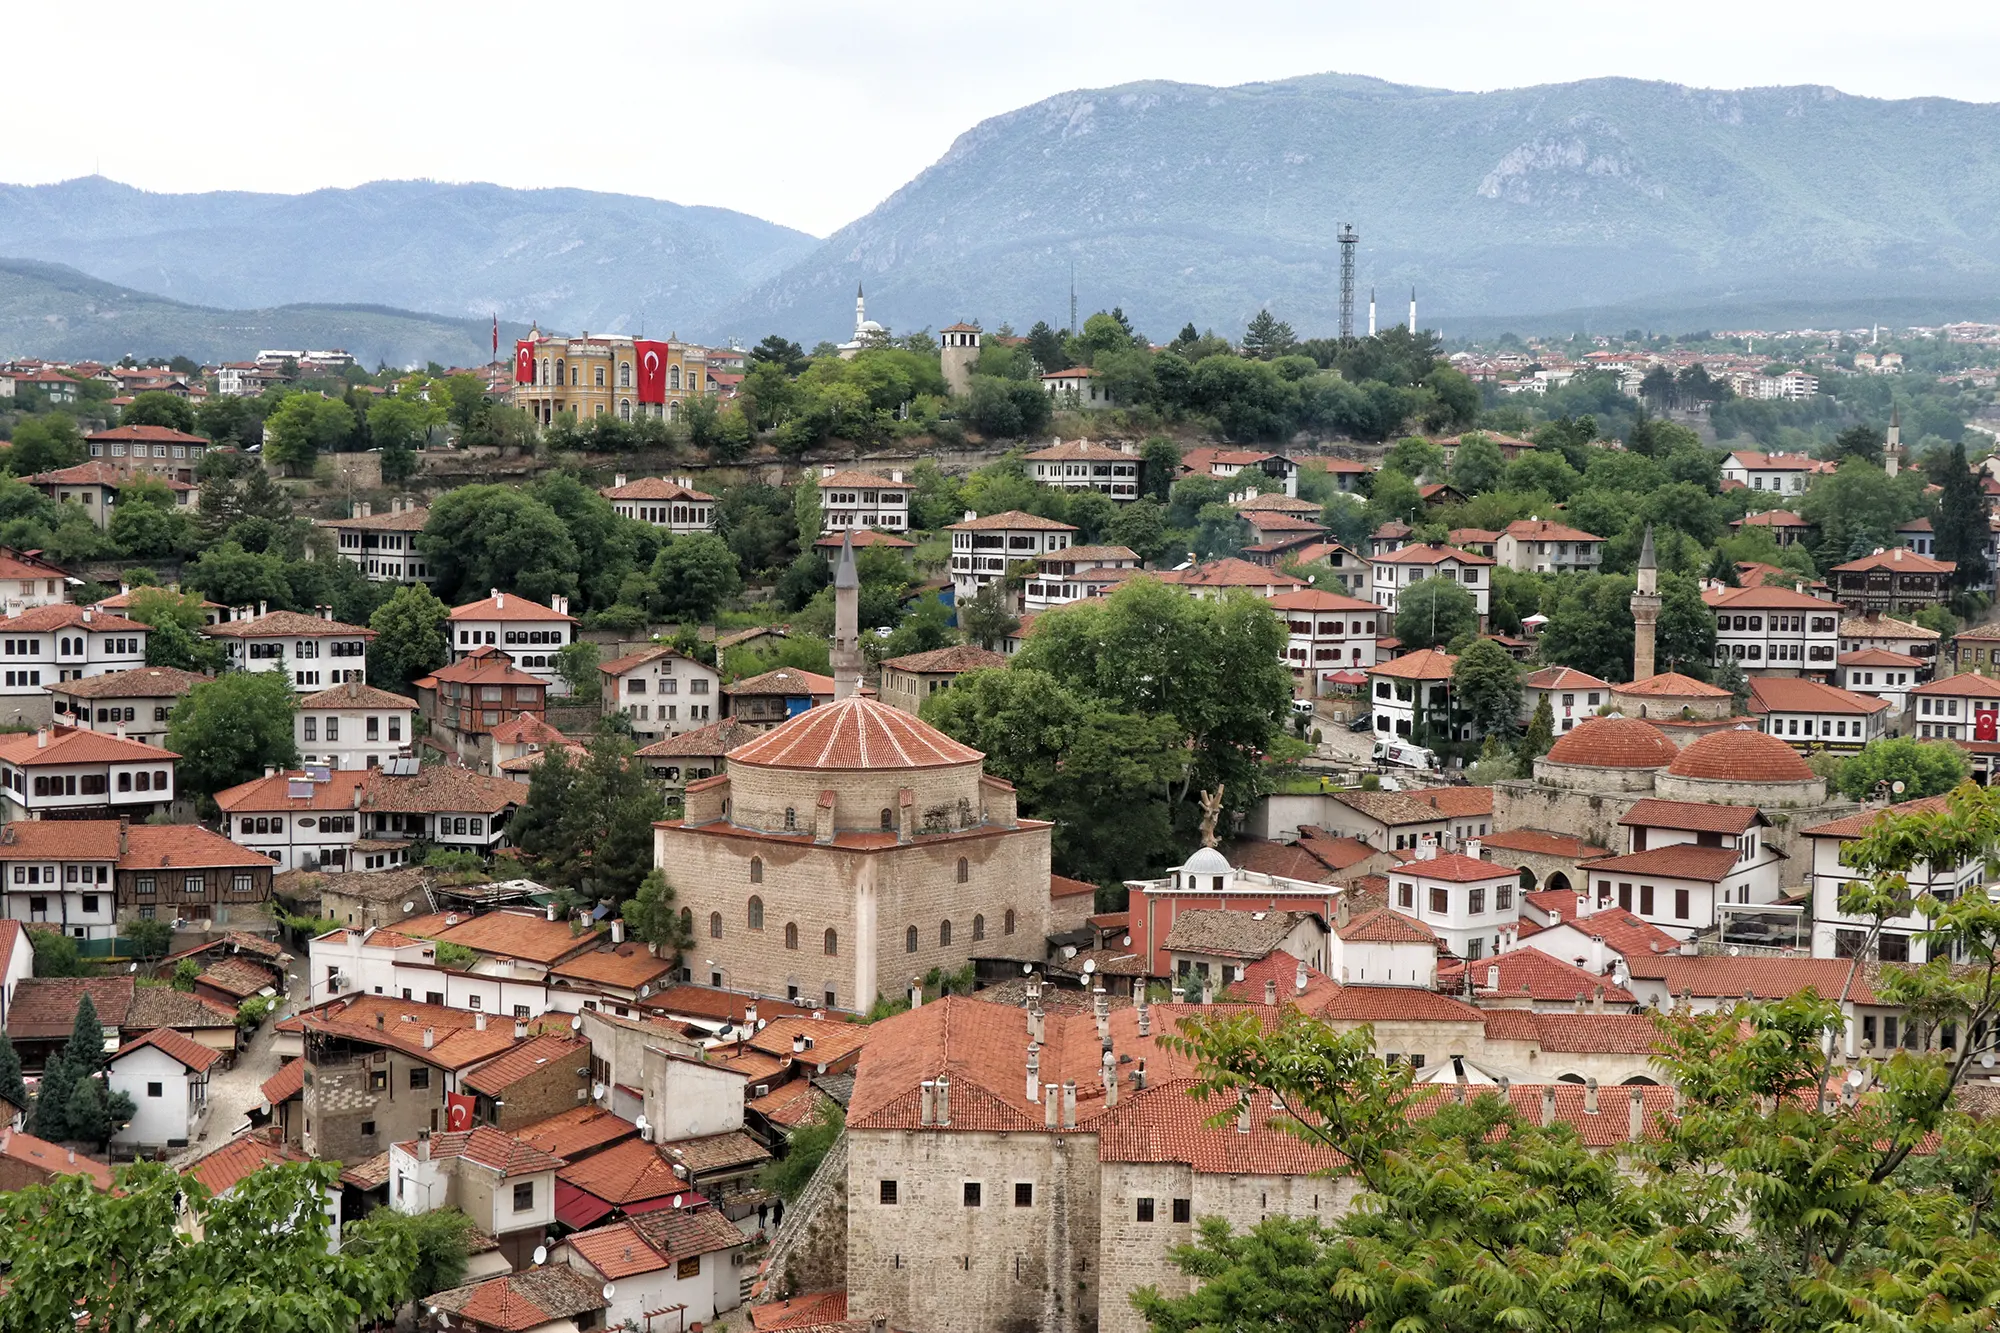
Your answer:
13,1 -> 2000,237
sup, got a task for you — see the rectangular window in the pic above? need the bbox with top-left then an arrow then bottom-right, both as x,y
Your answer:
1014,1182 -> 1034,1208
1396,880 -> 1413,909
1674,888 -> 1689,920
963,1182 -> 982,1207
1172,1198 -> 1192,1223
512,1181 -> 534,1212
1428,886 -> 1448,915
1639,884 -> 1655,915
1468,887 -> 1485,915
147,1081 -> 163,1098
879,1180 -> 899,1205
369,1070 -> 387,1092
409,1067 -> 430,1090
1135,1197 -> 1156,1222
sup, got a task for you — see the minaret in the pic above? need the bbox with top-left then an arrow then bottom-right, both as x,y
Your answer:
1368,288 -> 1376,337
832,530 -> 861,701
1630,524 -> 1661,682
1408,286 -> 1417,334
1885,407 -> 1902,478
854,283 -> 866,339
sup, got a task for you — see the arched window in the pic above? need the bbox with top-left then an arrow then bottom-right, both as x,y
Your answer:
824,929 -> 838,957
956,857 -> 969,884
972,914 -> 985,941
666,401 -> 680,422
748,895 -> 764,929
784,807 -> 797,832
905,925 -> 918,954
619,361 -> 631,387
940,920 -> 952,947
880,808 -> 893,831
669,366 -> 682,392
555,358 -> 565,384
784,922 -> 799,950
1004,908 -> 1016,935
570,365 -> 580,387
750,858 -> 763,884
620,399 -> 631,421
679,907 -> 693,936
709,912 -> 722,939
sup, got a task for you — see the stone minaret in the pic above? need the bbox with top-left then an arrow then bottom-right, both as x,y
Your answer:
1885,406 -> 1902,478
1631,524 -> 1661,682
832,530 -> 861,700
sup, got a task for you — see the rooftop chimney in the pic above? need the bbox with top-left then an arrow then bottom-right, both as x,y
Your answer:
1102,1049 -> 1118,1107
1584,1077 -> 1599,1115
514,1019 -> 528,1039
610,919 -> 624,945
1237,1089 -> 1253,1134
909,981 -> 923,1010
1027,1045 -> 1041,1103
1133,1059 -> 1147,1091
1485,965 -> 1499,990
546,902 -> 557,922
935,1073 -> 951,1126
792,1034 -> 806,1055
417,1128 -> 431,1162
1541,1086 -> 1557,1127
1628,1087 -> 1645,1143
422,1027 -> 435,1050
745,1001 -> 758,1027
35,729 -> 46,749
1061,1080 -> 1077,1130
614,474 -> 627,488
1264,978 -> 1277,1005
474,1011 -> 487,1031
1044,1082 -> 1059,1129
919,1079 -> 936,1126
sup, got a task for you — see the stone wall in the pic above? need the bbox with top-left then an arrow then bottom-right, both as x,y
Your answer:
763,1132 -> 849,1302
302,1047 -> 443,1163
486,1044 -> 589,1129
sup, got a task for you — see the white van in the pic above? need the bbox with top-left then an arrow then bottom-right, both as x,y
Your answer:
1372,739 -> 1439,771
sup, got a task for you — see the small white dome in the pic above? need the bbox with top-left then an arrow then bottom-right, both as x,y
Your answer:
1181,845 -> 1232,877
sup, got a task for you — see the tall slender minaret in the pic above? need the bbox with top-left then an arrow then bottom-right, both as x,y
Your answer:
854,283 -> 866,339
1885,406 -> 1902,478
1631,525 -> 1661,682
1408,286 -> 1417,334
1368,288 -> 1376,337
832,530 -> 861,700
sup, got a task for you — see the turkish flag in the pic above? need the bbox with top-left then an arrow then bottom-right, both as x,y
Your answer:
445,1091 -> 476,1132
635,340 -> 669,404
514,340 -> 535,385
1978,710 -> 1997,744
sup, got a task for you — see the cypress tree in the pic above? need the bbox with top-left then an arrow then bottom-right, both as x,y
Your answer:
1934,440 -> 1992,594
0,1032 -> 27,1119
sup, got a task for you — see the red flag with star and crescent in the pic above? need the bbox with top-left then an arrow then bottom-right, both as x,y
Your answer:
635,340 -> 669,404
445,1091 -> 476,1132
492,314 -> 499,360
514,339 -> 535,385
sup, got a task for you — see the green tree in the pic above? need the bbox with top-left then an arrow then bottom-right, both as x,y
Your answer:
172,958 -> 202,992
0,1033 -> 26,1121
651,533 -> 742,622
1833,421 -> 1885,465
1835,736 -> 1972,801
351,1205 -> 475,1306
923,666 -> 1184,882
1385,435 -> 1445,481
1657,572 -> 1719,674
1933,440 -> 1992,593
1450,638 -> 1521,740
1392,576 -> 1477,651
262,394 -> 353,476
1448,432 -> 1505,493
1025,320 -> 1069,372
1537,573 -> 1638,682
620,869 -> 694,960
28,928 -> 85,977
793,475 -> 823,553
120,391 -> 197,433
1363,470 -> 1423,531
517,734 -> 663,903
167,671 -> 301,800
507,747 -> 578,884
124,916 -> 173,963
957,583 -> 1019,650
1241,309 -> 1298,360
367,583 -> 450,688
1139,438 -> 1182,503
0,1159 -> 415,1330
419,485 -> 579,606
750,333 -> 808,374
761,1101 -> 846,1202
554,641 -> 602,701
1107,498 -> 1171,564
4,413 -> 86,474
1514,692 -> 1555,771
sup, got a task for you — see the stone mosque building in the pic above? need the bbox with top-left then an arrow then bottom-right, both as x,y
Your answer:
653,534 -> 1051,1012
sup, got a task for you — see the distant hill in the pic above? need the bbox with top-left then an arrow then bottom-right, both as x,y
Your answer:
707,74 -> 2000,343
0,259 -> 529,367
0,177 -> 817,337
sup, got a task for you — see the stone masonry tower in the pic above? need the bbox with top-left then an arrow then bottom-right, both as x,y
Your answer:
940,323 -> 982,397
1885,406 -> 1902,478
832,529 -> 861,700
1630,524 -> 1661,682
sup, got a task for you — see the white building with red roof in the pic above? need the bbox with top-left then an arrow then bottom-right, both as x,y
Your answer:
1727,507 -> 1814,547
1367,647 -> 1459,743
1747,676 -> 1889,752
296,680 -> 417,770
1368,542 -> 1493,622
1830,546 -> 1954,618
1907,670 -> 2000,777
945,509 -> 1077,604
1179,446 -> 1299,496
311,498 -> 433,584
1519,665 -> 1611,734
216,764 -> 524,871
108,1027 -> 221,1153
555,1208 -> 751,1329
1836,648 -> 1922,711
26,461 -> 198,529
597,645 -> 719,745
0,725 -> 177,822
206,608 -> 373,692
1041,365 -> 1113,410
0,547 -> 73,618
1802,794 -> 1980,965
1023,438 -> 1141,501
1494,518 -> 1605,574
1385,842 -> 1519,961
1704,583 -> 1842,677
48,665 -> 209,748
447,591 -> 579,695
0,603 -> 148,725
816,465 -> 913,534
1018,544 -> 1143,614
1720,450 -> 1834,495
600,473 -> 717,534
1266,588 -> 1381,696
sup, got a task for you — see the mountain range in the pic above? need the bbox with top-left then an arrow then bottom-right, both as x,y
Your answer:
8,74 -> 2000,359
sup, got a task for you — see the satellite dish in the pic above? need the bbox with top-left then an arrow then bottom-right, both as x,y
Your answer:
1847,1068 -> 1867,1087
672,1193 -> 683,1209
532,1245 -> 547,1266
1122,935 -> 1131,947
635,1114 -> 649,1132
1985,1052 -> 1996,1070
592,1082 -> 606,1100
756,1018 -> 767,1031
602,1283 -> 616,1301
403,901 -> 416,912
435,1312 -> 449,1327
128,962 -> 138,973
1021,963 -> 1033,975
570,1015 -> 583,1030
1892,781 -> 1907,794
1082,959 -> 1097,975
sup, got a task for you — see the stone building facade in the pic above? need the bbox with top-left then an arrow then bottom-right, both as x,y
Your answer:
656,696 -> 1052,1012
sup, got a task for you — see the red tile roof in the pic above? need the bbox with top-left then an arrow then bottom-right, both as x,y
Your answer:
184,1131 -> 305,1195
1543,717 -> 1677,769
548,941 -> 678,990
206,609 -> 375,639
1050,873 -> 1098,900
1800,792 -> 1955,839
1,603 -> 147,634
813,529 -> 914,550
1415,786 -> 1493,818
1336,907 -> 1436,944
1830,548 -> 1953,576
1521,665 -> 1611,690
1479,829 -> 1609,859
1748,677 -> 1889,717
28,462 -> 194,492
726,696 -> 981,770
261,1059 -> 305,1104
1368,647 -> 1457,681
112,1026 -> 224,1072
1394,852 -> 1514,884
0,724 -> 177,767
567,1208 -> 746,1279
1618,799 -> 1760,835
1622,954 -> 1880,1004
1614,671 -> 1731,698
1535,907 -> 1683,963
1502,518 -> 1603,543
815,469 -> 911,489
1446,949 -> 1636,1004
878,644 -> 1006,673
1838,649 -> 1920,668
947,510 -> 1077,532
462,1034 -> 591,1096
87,424 -> 207,444
297,994 -> 524,1070
601,476 -> 716,502
1665,727 -> 1815,781
122,823 -> 276,871
395,1125 -> 566,1177
423,648 -> 548,690
427,1266 -> 607,1333
1911,672 -> 2000,700
751,1292 -> 851,1332
1157,558 -> 1306,590
725,666 -> 837,697
0,1127 -> 112,1188
1370,543 -> 1495,567
487,712 -> 568,746
448,593 -> 577,623
556,1136 -> 687,1204
435,910 -> 604,965
1481,1010 -> 1663,1055
299,682 -> 417,710
1578,844 -> 1746,883
47,666 -> 211,700
1024,440 -> 1134,462
7,976 -> 133,1039
512,1107 -> 639,1161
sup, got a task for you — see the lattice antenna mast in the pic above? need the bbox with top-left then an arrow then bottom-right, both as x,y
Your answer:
1337,224 -> 1359,342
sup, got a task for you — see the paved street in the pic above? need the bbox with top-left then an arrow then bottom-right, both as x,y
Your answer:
166,959 -> 309,1170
